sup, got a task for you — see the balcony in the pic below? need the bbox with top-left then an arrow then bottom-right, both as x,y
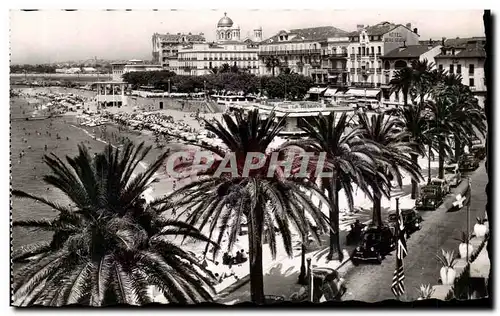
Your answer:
369,54 -> 376,60
329,82 -> 348,88
356,55 -> 361,60
350,54 -> 356,59
350,68 -> 355,73
258,49 -> 321,56
376,68 -> 382,74
310,61 -> 321,68
323,52 -> 348,58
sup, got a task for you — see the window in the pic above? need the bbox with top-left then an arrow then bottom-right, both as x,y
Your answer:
358,47 -> 361,55
469,78 -> 474,87
457,64 -> 462,74
352,47 -> 355,54
469,64 -> 474,74
371,47 -> 374,55
439,64 -> 443,71
378,46 -> 381,54
449,64 -> 454,74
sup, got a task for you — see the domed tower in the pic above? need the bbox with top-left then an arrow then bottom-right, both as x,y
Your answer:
216,12 -> 235,42
253,26 -> 262,42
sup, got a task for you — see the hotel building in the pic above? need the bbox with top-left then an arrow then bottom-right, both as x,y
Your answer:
151,32 -> 206,68
434,37 -> 486,107
164,13 -> 262,76
258,26 -> 350,87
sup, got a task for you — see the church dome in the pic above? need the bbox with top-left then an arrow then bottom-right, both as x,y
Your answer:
217,12 -> 234,27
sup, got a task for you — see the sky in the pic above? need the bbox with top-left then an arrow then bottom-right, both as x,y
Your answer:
9,9 -> 486,64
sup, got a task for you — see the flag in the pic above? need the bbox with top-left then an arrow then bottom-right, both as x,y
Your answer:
391,207 -> 407,297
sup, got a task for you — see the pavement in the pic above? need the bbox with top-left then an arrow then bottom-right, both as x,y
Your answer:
338,162 -> 487,302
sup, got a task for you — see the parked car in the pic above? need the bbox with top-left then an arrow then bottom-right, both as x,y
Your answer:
444,163 -> 462,187
471,144 -> 486,160
346,220 -> 366,245
351,225 -> 395,265
388,208 -> 423,237
459,154 -> 480,172
430,178 -> 450,195
415,184 -> 444,210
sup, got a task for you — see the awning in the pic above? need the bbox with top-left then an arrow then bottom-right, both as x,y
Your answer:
345,88 -> 381,98
308,87 -> 328,94
323,88 -> 337,97
334,91 -> 346,97
327,75 -> 338,79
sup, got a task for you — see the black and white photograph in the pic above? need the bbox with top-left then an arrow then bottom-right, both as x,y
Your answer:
8,5 -> 492,308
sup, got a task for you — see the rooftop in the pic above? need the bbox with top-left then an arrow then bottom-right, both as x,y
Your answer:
154,32 -> 206,43
435,46 -> 486,59
381,45 -> 432,59
443,37 -> 486,48
263,26 -> 349,44
347,21 -> 404,36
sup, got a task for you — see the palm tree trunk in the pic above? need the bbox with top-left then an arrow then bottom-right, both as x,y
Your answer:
248,202 -> 265,304
438,140 -> 445,179
410,153 -> 418,199
372,188 -> 382,227
327,175 -> 343,262
428,144 -> 432,183
454,137 -> 461,162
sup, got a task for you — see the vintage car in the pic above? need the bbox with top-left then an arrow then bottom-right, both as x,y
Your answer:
351,225 -> 395,265
444,163 -> 462,187
459,154 -> 480,172
289,267 -> 347,302
415,184 -> 444,210
430,178 -> 451,195
471,144 -> 486,160
388,208 -> 423,236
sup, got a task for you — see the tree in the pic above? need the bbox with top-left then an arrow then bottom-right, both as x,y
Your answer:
390,67 -> 414,107
290,113 -> 380,261
11,142 -> 217,306
264,56 -> 281,77
161,110 -> 329,304
357,113 -> 422,226
427,82 -> 486,178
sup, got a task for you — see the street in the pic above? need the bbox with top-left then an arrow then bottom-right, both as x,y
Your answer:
339,162 -> 488,302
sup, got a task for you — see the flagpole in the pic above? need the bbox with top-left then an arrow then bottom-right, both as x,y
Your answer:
396,197 -> 401,301
466,176 -> 471,299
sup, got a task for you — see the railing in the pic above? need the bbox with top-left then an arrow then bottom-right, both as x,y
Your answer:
323,52 -> 348,58
258,49 -> 321,56
376,67 -> 382,74
350,54 -> 356,59
350,68 -> 355,73
329,82 -> 348,88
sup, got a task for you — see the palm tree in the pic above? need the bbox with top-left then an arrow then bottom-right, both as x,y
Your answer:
357,113 -> 423,226
390,67 -> 414,107
289,113 -> 380,261
387,104 -> 430,198
160,110 -> 329,304
11,142 -> 217,306
264,56 -> 281,77
427,83 -> 486,178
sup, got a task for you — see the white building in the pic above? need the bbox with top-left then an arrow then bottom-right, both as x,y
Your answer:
111,60 -> 163,82
434,37 -> 486,107
170,13 -> 261,76
151,32 -> 206,68
345,22 -> 420,88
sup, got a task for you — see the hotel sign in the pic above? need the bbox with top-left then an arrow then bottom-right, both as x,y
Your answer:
384,32 -> 406,43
